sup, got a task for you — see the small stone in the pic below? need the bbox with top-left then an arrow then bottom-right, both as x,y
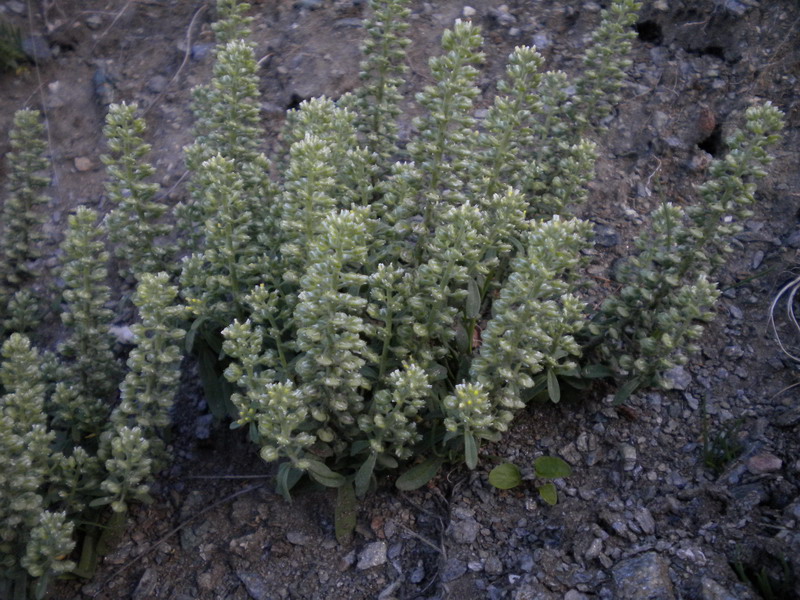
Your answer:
441,557 -> 467,582
612,552 -> 676,600
296,0 -> 323,9
585,538 -> 603,560
448,518 -> 480,544
462,6 -> 476,18
701,576 -> 740,600
634,507 -> 655,535
594,223 -> 618,247
194,414 -> 213,440
409,562 -> 425,583
286,531 -> 312,546
747,453 -> 783,475
357,541 -> 387,570
751,250 -> 764,269
85,14 -> 103,29
191,43 -> 212,61
785,229 -> 800,248
237,572 -> 271,600
485,555 -> 503,575
565,591 -> 589,600
147,75 -> 169,94
74,157 -> 93,172
7,1 -> 25,15
662,366 -> 691,390
620,444 -> 637,471
132,568 -> 158,600
728,304 -> 744,320
531,32 -> 550,49
22,36 -> 52,63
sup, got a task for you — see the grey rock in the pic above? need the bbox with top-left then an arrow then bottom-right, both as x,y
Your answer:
296,0 -> 323,9
662,366 -> 692,390
747,453 -> 782,474
286,531 -> 313,546
194,414 -> 214,440
620,444 -> 637,471
518,553 -> 534,572
612,552 -> 676,600
237,572 -> 271,600
751,250 -> 764,269
448,518 -> 480,544
7,1 -> 25,15
531,33 -> 551,49
132,568 -> 159,600
728,304 -> 743,320
22,36 -> 52,63
85,14 -> 103,29
701,576 -> 744,600
147,75 -> 169,94
191,43 -> 212,61
565,591 -> 589,600
785,229 -> 800,248
488,7 -> 516,26
409,561 -> 425,584
485,555 -> 504,575
440,557 -> 467,582
634,507 -> 656,535
357,541 -> 387,570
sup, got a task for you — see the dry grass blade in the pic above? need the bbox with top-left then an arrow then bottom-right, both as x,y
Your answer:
768,274 -> 800,363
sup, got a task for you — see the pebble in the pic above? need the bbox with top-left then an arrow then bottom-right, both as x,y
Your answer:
85,14 -> 103,29
132,568 -> 159,600
701,576 -> 740,600
448,518 -> 480,544
74,157 -> 93,172
612,552 -> 676,600
147,75 -> 169,94
662,366 -> 692,391
22,36 -> 52,63
7,0 -> 24,14
620,444 -> 637,471
746,453 -> 783,474
237,572 -> 271,600
462,6 -> 476,18
286,531 -> 313,546
440,557 -> 467,582
357,541 -> 387,570
593,223 -> 619,247
485,555 -> 504,575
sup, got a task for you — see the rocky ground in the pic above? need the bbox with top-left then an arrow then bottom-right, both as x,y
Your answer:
1,0 -> 799,599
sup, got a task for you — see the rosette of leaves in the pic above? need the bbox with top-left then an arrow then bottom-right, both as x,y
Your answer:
102,102 -> 169,280
0,109 -> 50,317
0,19 -> 25,72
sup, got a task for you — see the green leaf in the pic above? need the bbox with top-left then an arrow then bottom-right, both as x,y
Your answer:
534,455 -> 572,479
354,452 -> 377,497
546,369 -> 561,403
73,533 -> 98,579
395,457 -> 443,491
488,463 -> 522,490
306,460 -> 346,488
198,346 -> 227,419
96,510 -> 127,557
34,573 -> 51,600
276,462 -> 301,502
88,497 -> 113,508
466,278 -> 481,318
464,432 -> 478,470
581,364 -> 614,379
335,482 -> 357,546
538,482 -> 558,505
184,317 -> 206,353
613,376 -> 643,405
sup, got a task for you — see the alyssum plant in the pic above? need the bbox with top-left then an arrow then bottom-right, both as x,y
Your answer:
179,0 -> 783,504
181,0 -> 753,502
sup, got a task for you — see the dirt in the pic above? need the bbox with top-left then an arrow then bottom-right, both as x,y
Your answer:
1,0 -> 799,599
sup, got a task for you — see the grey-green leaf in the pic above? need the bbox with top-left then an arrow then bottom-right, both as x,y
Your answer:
546,369 -> 560,403
488,463 -> 522,490
538,482 -> 558,505
533,455 -> 572,479
466,277 -> 481,318
335,482 -> 357,546
464,432 -> 478,470
354,452 -> 377,497
307,460 -> 347,488
396,457 -> 443,491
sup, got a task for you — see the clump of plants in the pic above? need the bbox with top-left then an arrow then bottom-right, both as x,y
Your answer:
0,0 -> 787,594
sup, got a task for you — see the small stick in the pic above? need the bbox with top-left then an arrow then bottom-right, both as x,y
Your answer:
143,3 -> 209,117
